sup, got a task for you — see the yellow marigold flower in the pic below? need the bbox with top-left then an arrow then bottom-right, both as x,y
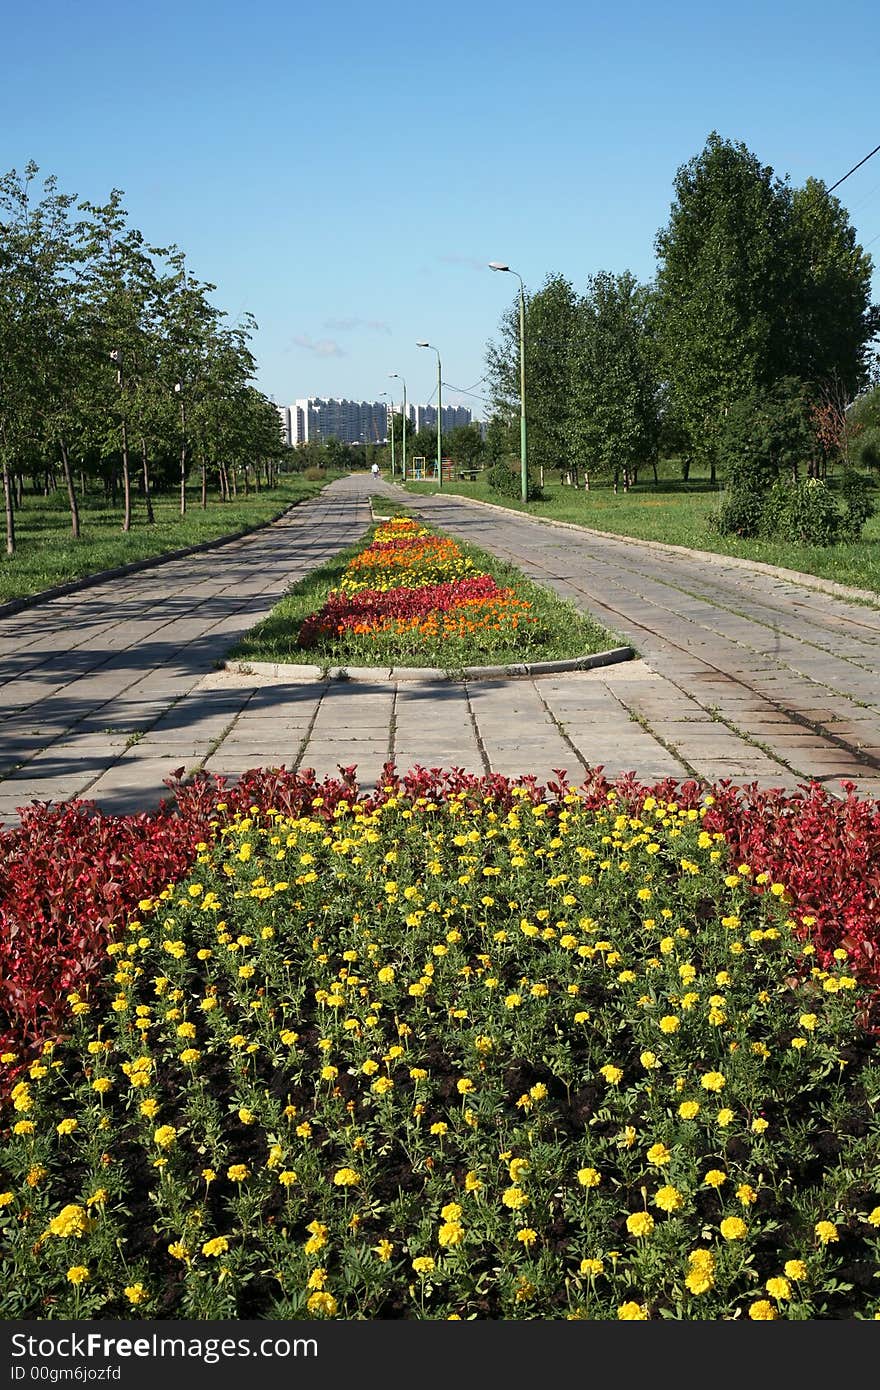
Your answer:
464,1171 -> 482,1192
785,1260 -> 808,1280
716,1108 -> 734,1127
646,1143 -> 670,1166
577,1167 -> 601,1188
579,1258 -> 604,1277
457,1078 -> 475,1094
766,1276 -> 791,1300
412,1256 -> 435,1274
815,1220 -> 839,1245
227,1164 -> 250,1182
720,1216 -> 748,1240
658,1015 -> 680,1034
703,1170 -> 727,1189
653,1185 -> 683,1212
599,1064 -> 623,1085
201,1236 -> 229,1257
737,1184 -> 758,1206
47,1205 -> 91,1239
429,1122 -> 448,1136
502,1186 -> 529,1210
373,1239 -> 394,1262
0,1192 -> 13,1207
438,1221 -> 465,1247
516,1227 -> 538,1246
685,1267 -> 714,1295
508,1158 -> 530,1182
306,1291 -> 338,1316
751,1117 -> 769,1133
332,1167 -> 360,1187
56,1118 -> 78,1136
124,1283 -> 148,1305
25,1166 -> 47,1188
678,1100 -> 700,1120
618,1301 -> 649,1319
278,1170 -> 298,1187
749,1300 -> 777,1320
626,1211 -> 655,1237
66,1266 -> 89,1286
13,1119 -> 34,1137
700,1071 -> 725,1092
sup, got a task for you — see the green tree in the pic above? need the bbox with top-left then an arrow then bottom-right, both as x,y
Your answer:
788,177 -> 877,397
568,271 -> 660,491
654,133 -> 796,480
445,423 -> 484,472
486,273 -> 578,479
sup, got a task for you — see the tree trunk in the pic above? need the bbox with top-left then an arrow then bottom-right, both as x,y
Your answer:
584,471 -> 590,491
200,459 -> 207,509
79,469 -> 86,498
58,437 -> 81,539
709,459 -> 716,485
230,465 -> 237,499
652,459 -> 658,485
14,473 -> 23,509
138,436 -> 155,524
0,430 -> 15,556
120,419 -> 132,531
253,464 -> 260,493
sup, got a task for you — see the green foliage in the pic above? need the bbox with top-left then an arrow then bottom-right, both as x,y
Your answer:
654,133 -> 876,471
486,461 -> 543,501
719,378 -> 816,494
568,270 -> 660,487
759,477 -> 844,546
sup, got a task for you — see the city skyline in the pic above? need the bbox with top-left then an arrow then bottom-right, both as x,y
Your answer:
274,398 -> 473,447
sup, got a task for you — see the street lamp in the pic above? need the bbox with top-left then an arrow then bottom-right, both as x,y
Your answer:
380,391 -> 394,477
173,381 -> 188,516
389,373 -> 407,481
416,342 -> 442,490
489,262 -> 528,503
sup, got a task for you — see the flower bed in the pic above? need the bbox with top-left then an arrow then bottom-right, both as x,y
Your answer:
230,515 -> 617,669
1,767 -> 880,1320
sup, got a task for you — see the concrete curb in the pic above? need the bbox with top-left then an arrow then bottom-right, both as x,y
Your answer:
223,644 -> 635,684
0,498 -> 310,621
399,487 -> 880,608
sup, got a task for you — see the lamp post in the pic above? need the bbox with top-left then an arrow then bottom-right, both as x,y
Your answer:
416,342 -> 442,490
489,262 -> 528,503
380,392 -> 395,477
389,373 -> 407,481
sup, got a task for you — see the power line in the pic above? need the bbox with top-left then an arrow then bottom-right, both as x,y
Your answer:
828,141 -> 880,193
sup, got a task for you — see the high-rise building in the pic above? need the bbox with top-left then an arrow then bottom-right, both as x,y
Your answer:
291,398 -> 389,445
411,404 -> 472,434
275,404 -> 291,447
288,397 -> 472,446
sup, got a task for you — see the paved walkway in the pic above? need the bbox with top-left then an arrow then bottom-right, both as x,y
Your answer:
2,473 -> 880,822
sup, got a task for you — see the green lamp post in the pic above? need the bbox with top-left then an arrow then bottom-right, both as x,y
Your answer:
416,342 -> 442,491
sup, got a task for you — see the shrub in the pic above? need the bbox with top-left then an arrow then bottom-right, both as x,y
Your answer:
486,461 -> 543,501
759,477 -> 843,546
710,484 -> 767,539
837,467 -> 876,539
303,466 -> 326,481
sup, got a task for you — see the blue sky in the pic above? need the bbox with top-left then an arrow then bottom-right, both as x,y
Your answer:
3,0 -> 879,419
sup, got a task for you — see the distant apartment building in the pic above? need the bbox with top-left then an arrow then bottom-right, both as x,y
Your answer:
409,403 -> 473,434
288,397 -> 473,446
292,398 -> 389,445
275,404 -> 291,447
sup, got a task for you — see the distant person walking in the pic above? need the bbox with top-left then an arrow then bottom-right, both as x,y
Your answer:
371,462 -> 380,478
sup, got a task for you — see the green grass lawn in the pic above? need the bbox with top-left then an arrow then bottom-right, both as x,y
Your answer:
0,472 -> 341,603
401,464 -> 880,598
